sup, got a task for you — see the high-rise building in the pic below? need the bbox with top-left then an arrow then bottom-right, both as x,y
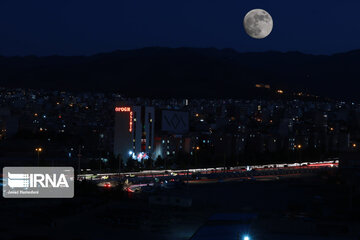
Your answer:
114,105 -> 155,163
152,110 -> 190,159
114,106 -> 133,162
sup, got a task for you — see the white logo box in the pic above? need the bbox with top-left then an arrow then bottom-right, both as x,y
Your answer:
3,167 -> 74,198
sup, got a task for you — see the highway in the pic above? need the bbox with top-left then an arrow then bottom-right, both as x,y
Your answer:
78,160 -> 339,191
79,159 -> 338,179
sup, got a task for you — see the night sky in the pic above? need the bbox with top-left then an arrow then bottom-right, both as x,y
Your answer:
0,0 -> 359,56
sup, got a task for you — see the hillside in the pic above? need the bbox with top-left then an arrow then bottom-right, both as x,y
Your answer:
0,47 -> 359,99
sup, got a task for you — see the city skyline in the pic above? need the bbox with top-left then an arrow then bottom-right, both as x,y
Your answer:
0,1 -> 358,239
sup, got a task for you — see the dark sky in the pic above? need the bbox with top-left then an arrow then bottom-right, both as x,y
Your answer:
0,0 -> 359,56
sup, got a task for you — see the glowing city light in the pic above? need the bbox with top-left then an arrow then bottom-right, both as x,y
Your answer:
115,107 -> 133,132
115,107 -> 131,112
35,147 -> 43,152
130,152 -> 149,161
129,111 -> 133,132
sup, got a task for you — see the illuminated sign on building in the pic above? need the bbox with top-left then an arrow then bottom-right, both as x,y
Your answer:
161,110 -> 189,133
129,111 -> 133,132
115,107 -> 133,133
115,107 -> 131,112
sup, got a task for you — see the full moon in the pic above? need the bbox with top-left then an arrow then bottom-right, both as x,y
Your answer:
243,9 -> 273,39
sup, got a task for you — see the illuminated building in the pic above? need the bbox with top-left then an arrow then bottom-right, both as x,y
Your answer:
132,106 -> 155,155
114,106 -> 134,162
114,105 -> 155,163
152,110 -> 190,159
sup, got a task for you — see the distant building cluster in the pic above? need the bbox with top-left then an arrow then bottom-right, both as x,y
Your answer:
0,87 -> 359,168
114,105 -> 189,163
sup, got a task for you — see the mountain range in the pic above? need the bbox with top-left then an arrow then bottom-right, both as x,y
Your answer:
0,47 -> 359,100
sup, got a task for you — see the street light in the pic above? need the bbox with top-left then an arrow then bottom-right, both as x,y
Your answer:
243,235 -> 250,240
296,144 -> 302,162
35,147 -> 43,166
